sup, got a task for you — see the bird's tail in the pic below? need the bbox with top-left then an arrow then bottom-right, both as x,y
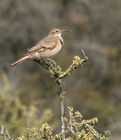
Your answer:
10,56 -> 30,67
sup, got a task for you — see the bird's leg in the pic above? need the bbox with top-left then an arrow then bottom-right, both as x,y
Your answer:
45,58 -> 57,66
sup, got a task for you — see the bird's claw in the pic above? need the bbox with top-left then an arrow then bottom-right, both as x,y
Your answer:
45,58 -> 57,66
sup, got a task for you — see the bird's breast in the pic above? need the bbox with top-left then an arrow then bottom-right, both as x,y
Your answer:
48,41 -> 62,57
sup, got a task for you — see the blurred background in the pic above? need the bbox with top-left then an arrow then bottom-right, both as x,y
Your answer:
0,0 -> 121,139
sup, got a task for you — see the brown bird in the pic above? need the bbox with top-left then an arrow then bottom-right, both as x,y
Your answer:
11,28 -> 67,67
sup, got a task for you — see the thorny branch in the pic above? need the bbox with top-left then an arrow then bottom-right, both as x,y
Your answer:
35,50 -> 88,140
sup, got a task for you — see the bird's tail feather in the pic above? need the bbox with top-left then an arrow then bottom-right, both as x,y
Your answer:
10,56 -> 30,67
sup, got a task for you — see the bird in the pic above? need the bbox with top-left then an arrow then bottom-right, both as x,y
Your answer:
10,28 -> 67,67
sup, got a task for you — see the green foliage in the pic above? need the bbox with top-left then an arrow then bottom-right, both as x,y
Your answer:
0,73 -> 55,137
16,107 -> 110,140
0,92 -> 54,138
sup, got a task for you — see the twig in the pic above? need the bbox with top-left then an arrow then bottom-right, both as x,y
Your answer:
69,112 -> 75,136
6,130 -> 12,140
0,126 -> 13,140
59,50 -> 88,79
81,49 -> 88,60
0,126 -> 4,135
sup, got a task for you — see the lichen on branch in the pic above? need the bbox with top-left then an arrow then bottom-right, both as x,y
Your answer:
35,50 -> 88,81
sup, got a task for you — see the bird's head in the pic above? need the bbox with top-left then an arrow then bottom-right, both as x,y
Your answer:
49,28 -> 70,37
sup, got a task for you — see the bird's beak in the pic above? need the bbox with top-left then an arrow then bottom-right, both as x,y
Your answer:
61,30 -> 71,33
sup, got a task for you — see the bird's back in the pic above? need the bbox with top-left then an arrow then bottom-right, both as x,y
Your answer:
26,35 -> 61,55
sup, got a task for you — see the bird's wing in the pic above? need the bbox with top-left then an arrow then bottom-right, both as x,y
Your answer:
25,36 -> 58,55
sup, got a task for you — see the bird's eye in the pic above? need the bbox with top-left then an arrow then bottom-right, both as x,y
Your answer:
56,30 -> 58,33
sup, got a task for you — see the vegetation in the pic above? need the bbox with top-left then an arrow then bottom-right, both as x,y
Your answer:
0,0 -> 121,139
0,54 -> 110,139
0,107 -> 110,140
17,107 -> 110,140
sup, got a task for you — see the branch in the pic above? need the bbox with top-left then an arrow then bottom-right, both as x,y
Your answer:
0,126 -> 13,140
59,50 -> 88,79
34,50 -> 88,140
69,108 -> 76,136
35,50 -> 88,79
56,80 -> 66,140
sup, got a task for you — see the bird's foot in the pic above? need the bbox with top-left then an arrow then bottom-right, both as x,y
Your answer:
45,58 -> 57,66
